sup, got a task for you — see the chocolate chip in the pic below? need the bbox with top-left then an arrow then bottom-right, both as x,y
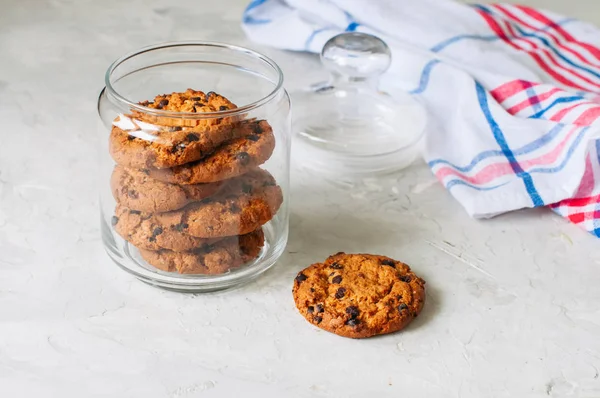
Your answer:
111,216 -> 119,226
247,135 -> 260,142
345,318 -> 360,327
219,105 -> 228,111
127,190 -> 138,199
127,135 -> 136,141
206,91 -> 216,98
156,99 -> 169,109
329,262 -> 343,269
307,306 -> 314,314
236,152 -> 250,165
399,275 -> 412,283
129,210 -> 141,215
398,303 -> 408,311
295,273 -> 307,283
167,126 -> 182,132
172,223 -> 188,232
252,123 -> 263,134
194,102 -> 204,108
310,288 -> 315,293
241,183 -> 253,194
335,287 -> 346,299
314,316 -> 323,324
315,304 -> 324,313
141,168 -> 150,175
331,275 -> 342,284
152,226 -> 163,236
186,133 -> 199,142
381,259 -> 396,268
346,306 -> 359,318
190,96 -> 202,101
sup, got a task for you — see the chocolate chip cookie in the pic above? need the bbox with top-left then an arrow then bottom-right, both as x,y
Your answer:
132,89 -> 241,129
109,89 -> 248,169
113,205 -> 224,252
293,253 -> 426,339
139,228 -> 265,274
111,166 -> 223,213
126,169 -> 283,239
109,117 -> 256,170
147,120 -> 275,184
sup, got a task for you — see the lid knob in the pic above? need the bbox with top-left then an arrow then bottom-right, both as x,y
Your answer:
321,32 -> 392,80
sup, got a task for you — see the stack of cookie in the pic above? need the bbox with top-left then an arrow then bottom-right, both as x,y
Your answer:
108,89 -> 283,275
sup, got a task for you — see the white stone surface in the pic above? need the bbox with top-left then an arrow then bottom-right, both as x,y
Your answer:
1,0 -> 600,397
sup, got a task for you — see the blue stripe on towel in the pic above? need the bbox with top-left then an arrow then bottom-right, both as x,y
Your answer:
243,0 -> 271,25
410,60 -> 441,94
346,22 -> 360,31
475,81 -> 545,206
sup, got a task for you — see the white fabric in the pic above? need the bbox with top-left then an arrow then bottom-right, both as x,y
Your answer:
242,0 -> 600,226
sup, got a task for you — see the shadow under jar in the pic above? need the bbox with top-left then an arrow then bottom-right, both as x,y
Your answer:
98,42 -> 291,292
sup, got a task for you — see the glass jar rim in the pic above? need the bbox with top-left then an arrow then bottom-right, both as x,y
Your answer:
104,41 -> 285,119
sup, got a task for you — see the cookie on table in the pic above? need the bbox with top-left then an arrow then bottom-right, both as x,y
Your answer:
139,228 -> 265,274
113,205 -> 225,252
109,89 -> 248,169
148,119 -> 275,184
293,253 -> 426,339
111,165 -> 223,213
138,168 -> 283,239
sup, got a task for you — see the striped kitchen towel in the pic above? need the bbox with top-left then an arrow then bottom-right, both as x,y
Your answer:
242,0 -> 600,237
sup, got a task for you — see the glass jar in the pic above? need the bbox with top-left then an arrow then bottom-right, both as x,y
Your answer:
97,42 -> 291,292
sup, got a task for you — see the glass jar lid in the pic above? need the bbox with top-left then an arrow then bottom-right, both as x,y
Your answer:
293,32 -> 427,176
